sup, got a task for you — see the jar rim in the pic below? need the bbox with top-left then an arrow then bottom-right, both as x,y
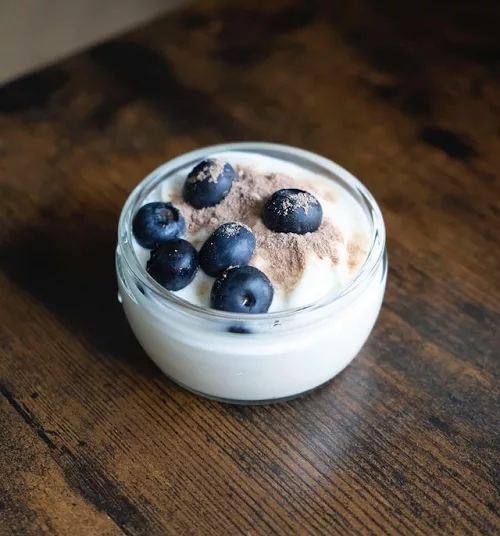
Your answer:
118,142 -> 386,322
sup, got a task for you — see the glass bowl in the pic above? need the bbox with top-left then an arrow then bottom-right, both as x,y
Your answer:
116,142 -> 387,403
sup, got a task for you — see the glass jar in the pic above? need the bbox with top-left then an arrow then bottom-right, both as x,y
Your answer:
116,142 -> 387,404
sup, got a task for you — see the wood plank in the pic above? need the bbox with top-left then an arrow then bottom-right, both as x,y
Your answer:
0,394 -> 123,536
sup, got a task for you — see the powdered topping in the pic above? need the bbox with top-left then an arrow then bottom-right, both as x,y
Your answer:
278,190 -> 315,216
170,167 -> 297,235
222,222 -> 249,237
252,220 -> 342,289
186,159 -> 225,184
171,165 -> 345,292
347,233 -> 370,274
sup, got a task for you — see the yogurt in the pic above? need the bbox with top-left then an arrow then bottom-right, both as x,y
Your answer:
116,143 -> 387,402
133,151 -> 371,312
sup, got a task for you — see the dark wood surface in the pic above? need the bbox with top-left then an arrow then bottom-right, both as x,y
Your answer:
1,1 -> 499,534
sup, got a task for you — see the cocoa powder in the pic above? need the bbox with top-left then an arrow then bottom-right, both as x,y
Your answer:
172,165 -> 346,291
186,159 -> 224,183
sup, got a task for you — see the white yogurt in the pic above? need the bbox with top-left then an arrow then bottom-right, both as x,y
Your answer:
117,143 -> 387,402
133,151 -> 371,312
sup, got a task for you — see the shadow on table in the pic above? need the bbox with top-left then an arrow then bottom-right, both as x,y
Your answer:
0,200 -> 160,379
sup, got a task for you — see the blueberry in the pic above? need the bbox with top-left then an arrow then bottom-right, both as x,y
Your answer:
210,266 -> 273,314
132,202 -> 185,249
199,222 -> 256,277
183,159 -> 238,208
228,324 -> 252,334
261,188 -> 323,234
147,239 -> 198,291
136,282 -> 145,295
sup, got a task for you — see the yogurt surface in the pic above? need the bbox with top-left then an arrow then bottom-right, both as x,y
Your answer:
132,151 -> 371,311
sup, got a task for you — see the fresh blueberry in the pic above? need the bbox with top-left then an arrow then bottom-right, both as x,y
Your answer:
136,282 -> 145,295
199,222 -> 256,277
132,202 -> 185,249
183,159 -> 238,208
228,324 -> 252,334
261,188 -> 323,234
210,266 -> 273,314
147,239 -> 198,291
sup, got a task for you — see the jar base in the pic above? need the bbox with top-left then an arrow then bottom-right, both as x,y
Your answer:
167,376 -> 336,405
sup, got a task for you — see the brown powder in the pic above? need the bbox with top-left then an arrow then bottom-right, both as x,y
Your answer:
252,220 -> 342,289
172,165 -> 345,292
171,166 -> 297,235
221,222 -> 250,237
347,233 -> 370,274
276,190 -> 316,216
186,159 -> 224,183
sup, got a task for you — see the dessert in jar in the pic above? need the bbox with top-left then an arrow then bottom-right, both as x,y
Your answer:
116,142 -> 387,403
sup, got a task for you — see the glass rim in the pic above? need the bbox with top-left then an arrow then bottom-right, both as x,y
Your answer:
118,142 -> 386,322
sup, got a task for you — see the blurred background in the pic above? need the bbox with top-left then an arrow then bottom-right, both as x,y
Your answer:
1,0 -> 499,159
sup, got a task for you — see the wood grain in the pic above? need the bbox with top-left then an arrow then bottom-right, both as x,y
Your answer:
1,0 -> 499,534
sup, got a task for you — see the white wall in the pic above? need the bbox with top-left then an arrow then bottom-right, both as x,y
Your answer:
0,0 -> 187,85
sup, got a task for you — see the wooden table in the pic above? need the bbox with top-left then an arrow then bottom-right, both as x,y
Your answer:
1,1 -> 499,534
